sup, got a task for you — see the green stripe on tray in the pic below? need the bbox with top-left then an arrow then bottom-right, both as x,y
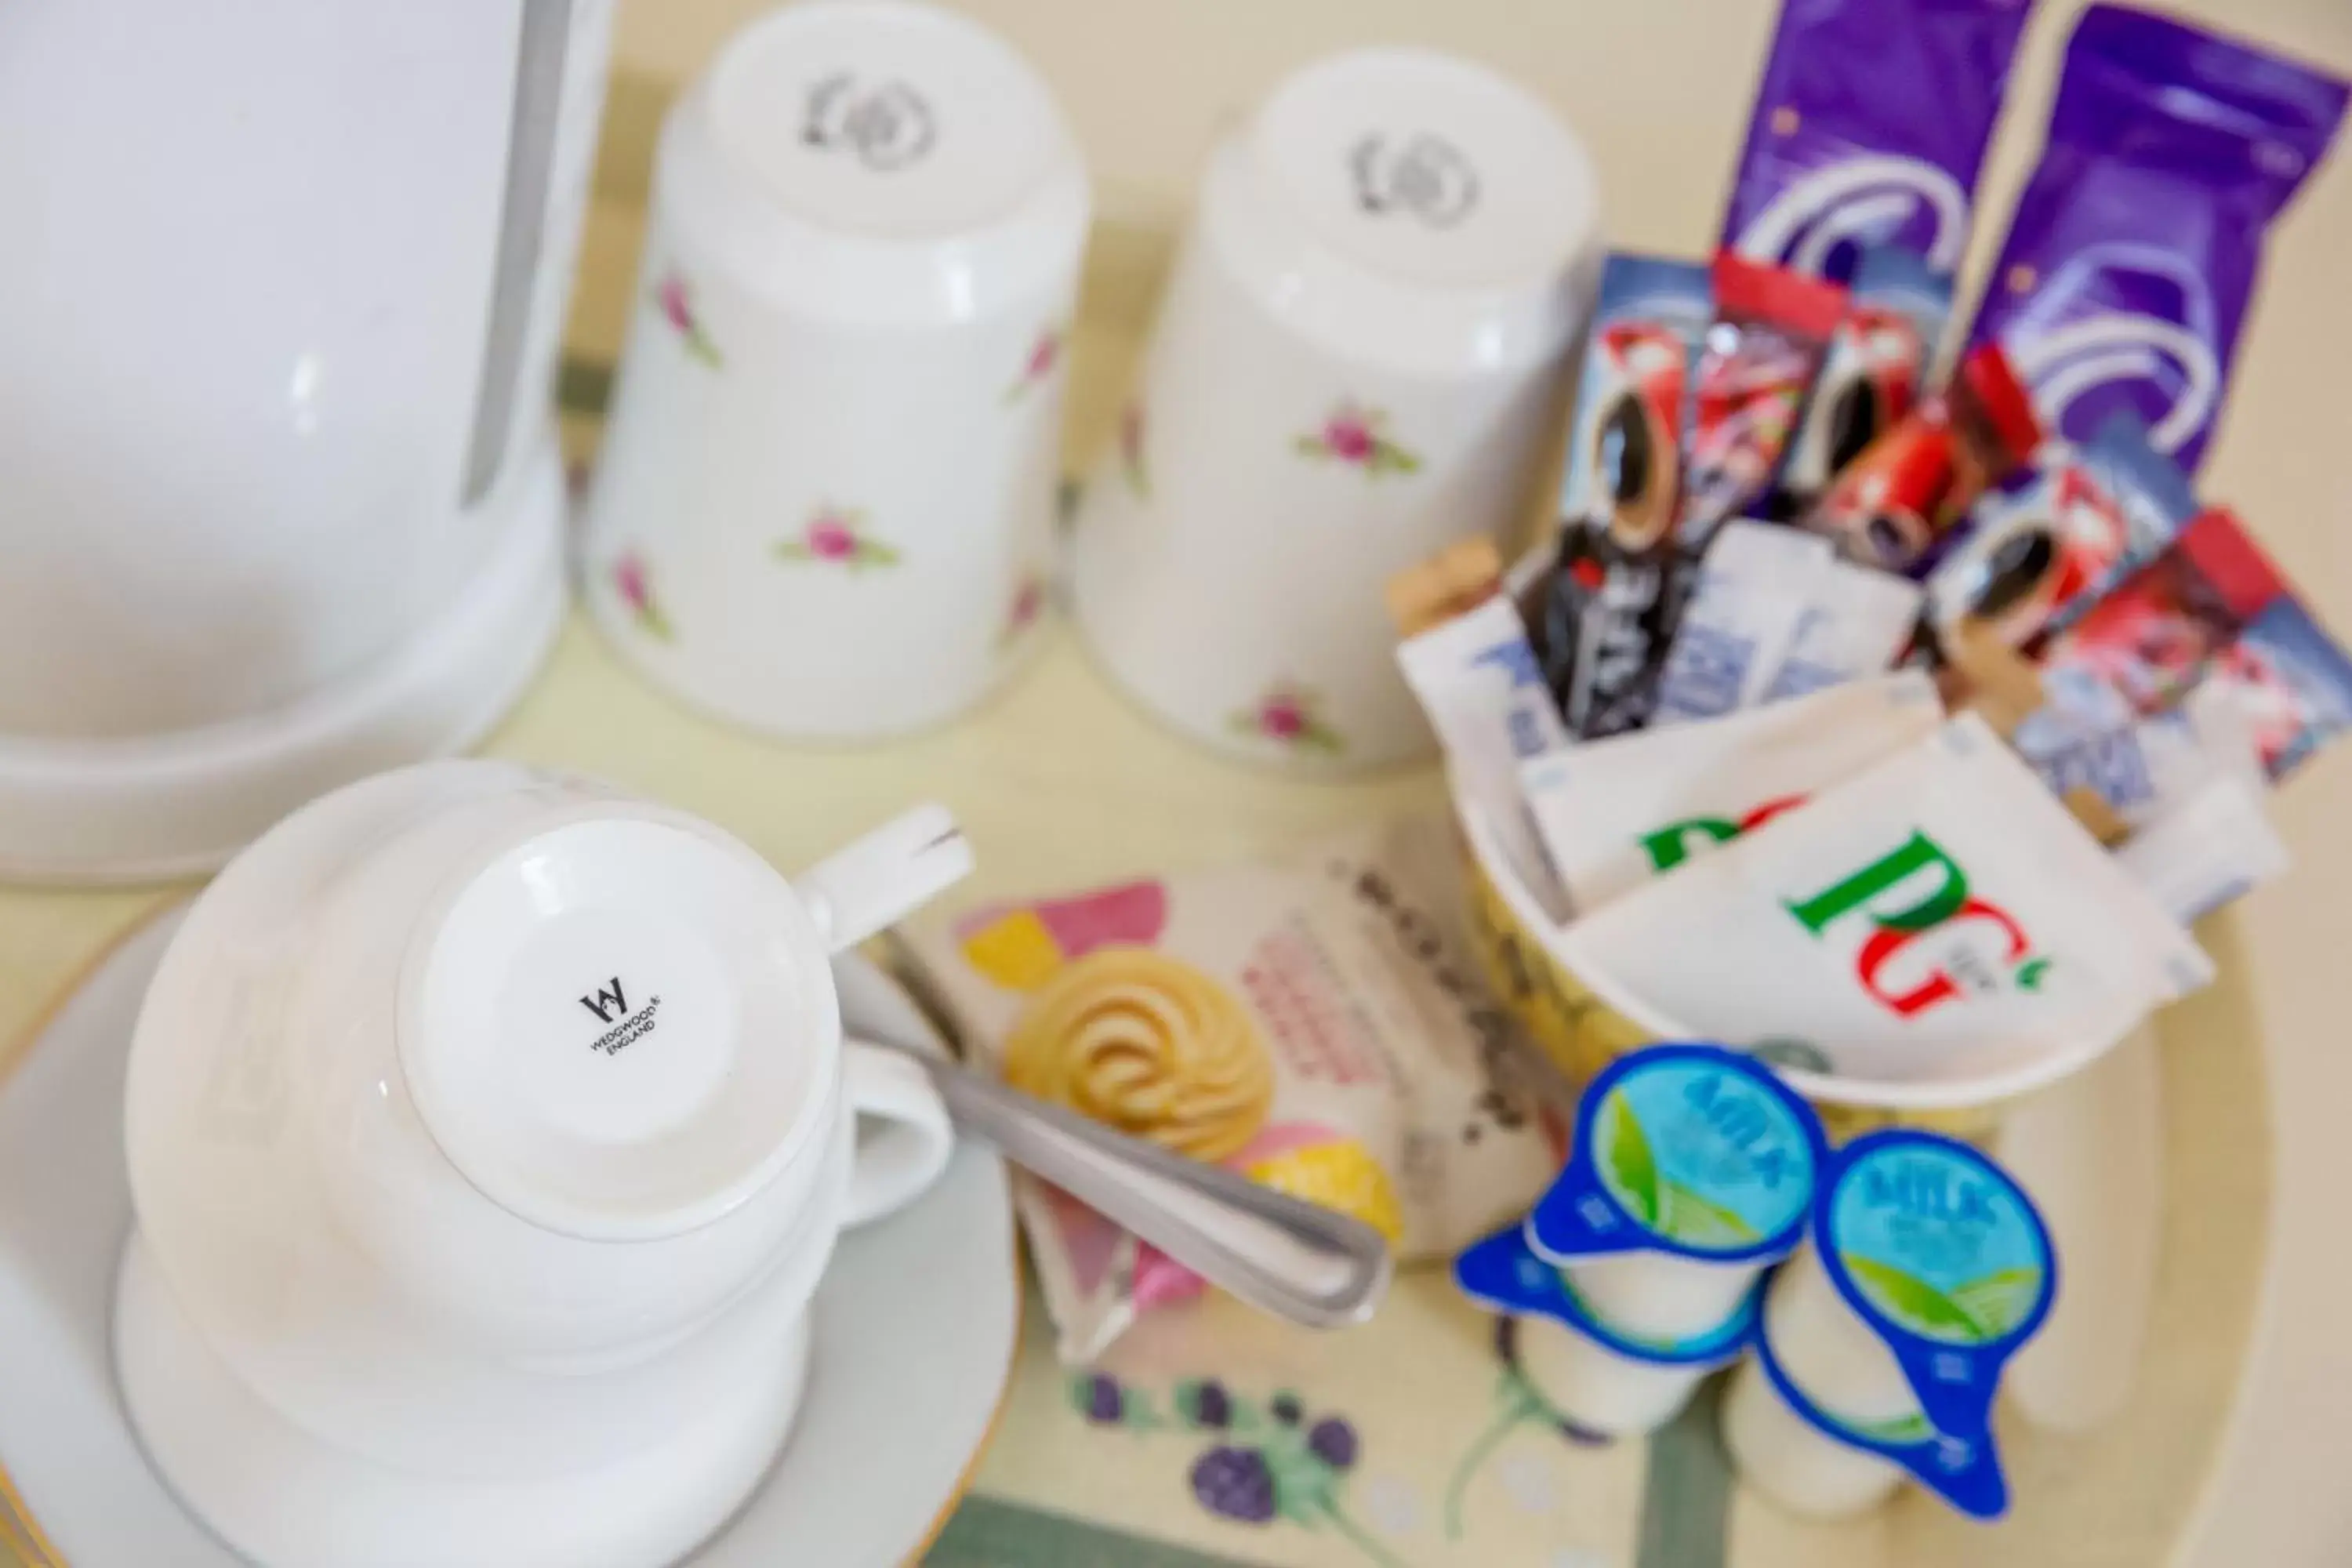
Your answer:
927,1497 -> 1265,1568
1637,1378 -> 1732,1568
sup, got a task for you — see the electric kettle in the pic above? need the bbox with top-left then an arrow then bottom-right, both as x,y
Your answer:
0,0 -> 614,880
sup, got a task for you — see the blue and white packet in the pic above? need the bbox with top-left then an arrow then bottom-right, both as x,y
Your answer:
1766,1129 -> 2058,1519
1652,521 -> 1834,724
1759,557 -> 1922,703
1524,1043 -> 1826,1266
2018,677 -> 2260,831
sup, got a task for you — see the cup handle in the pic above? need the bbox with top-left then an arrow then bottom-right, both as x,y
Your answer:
839,1041 -> 956,1229
796,805 -> 974,953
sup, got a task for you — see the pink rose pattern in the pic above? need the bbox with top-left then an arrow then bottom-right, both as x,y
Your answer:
775,505 -> 900,572
1229,681 -> 1345,756
653,270 -> 722,368
1001,325 -> 1065,405
611,550 -> 674,642
1119,400 -> 1151,499
997,570 -> 1047,649
1294,402 -> 1419,477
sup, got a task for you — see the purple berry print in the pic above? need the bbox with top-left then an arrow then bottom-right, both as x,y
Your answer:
1190,1446 -> 1277,1525
1183,1380 -> 1233,1429
1083,1373 -> 1123,1425
1308,1417 -> 1359,1470
1110,1376 -> 1406,1567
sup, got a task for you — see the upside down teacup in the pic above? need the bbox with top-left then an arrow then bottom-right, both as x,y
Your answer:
114,760 -> 971,1568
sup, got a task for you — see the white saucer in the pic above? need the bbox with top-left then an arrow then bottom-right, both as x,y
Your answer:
0,909 -> 1017,1567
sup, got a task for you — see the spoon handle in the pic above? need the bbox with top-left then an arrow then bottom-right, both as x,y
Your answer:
851,1033 -> 1392,1330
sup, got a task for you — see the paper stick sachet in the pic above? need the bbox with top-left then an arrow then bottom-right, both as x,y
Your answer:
1651,521 -> 1835,723
1521,670 -> 1942,917
1552,715 -> 2212,1089
1760,557 -> 1923,702
1653,522 -> 1924,724
1392,539 -> 1571,912
2115,777 -> 2290,927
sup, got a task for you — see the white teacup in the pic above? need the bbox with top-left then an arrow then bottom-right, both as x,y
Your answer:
113,760 -> 971,1568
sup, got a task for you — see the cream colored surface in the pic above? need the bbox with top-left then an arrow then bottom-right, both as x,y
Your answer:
0,0 -> 2342,1561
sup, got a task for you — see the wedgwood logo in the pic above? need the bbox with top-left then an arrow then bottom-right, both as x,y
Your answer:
580,976 -> 662,1055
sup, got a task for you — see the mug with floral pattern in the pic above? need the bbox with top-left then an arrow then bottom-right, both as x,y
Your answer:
582,2 -> 1089,739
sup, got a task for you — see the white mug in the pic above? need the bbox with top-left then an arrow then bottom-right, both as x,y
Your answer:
583,0 -> 1088,739
114,760 -> 970,1568
1073,47 -> 1601,773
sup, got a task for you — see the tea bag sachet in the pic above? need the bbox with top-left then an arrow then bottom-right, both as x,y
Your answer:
1521,669 -> 1942,918
1552,714 -> 2212,1090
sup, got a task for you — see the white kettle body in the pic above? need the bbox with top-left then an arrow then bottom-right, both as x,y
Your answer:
0,0 -> 613,880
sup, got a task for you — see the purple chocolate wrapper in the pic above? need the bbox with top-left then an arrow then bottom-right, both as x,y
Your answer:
1720,0 -> 2034,282
1970,5 -> 2349,474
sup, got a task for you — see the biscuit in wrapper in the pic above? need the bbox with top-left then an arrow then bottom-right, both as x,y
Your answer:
898,813 -> 1574,1363
1001,948 -> 1276,1163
